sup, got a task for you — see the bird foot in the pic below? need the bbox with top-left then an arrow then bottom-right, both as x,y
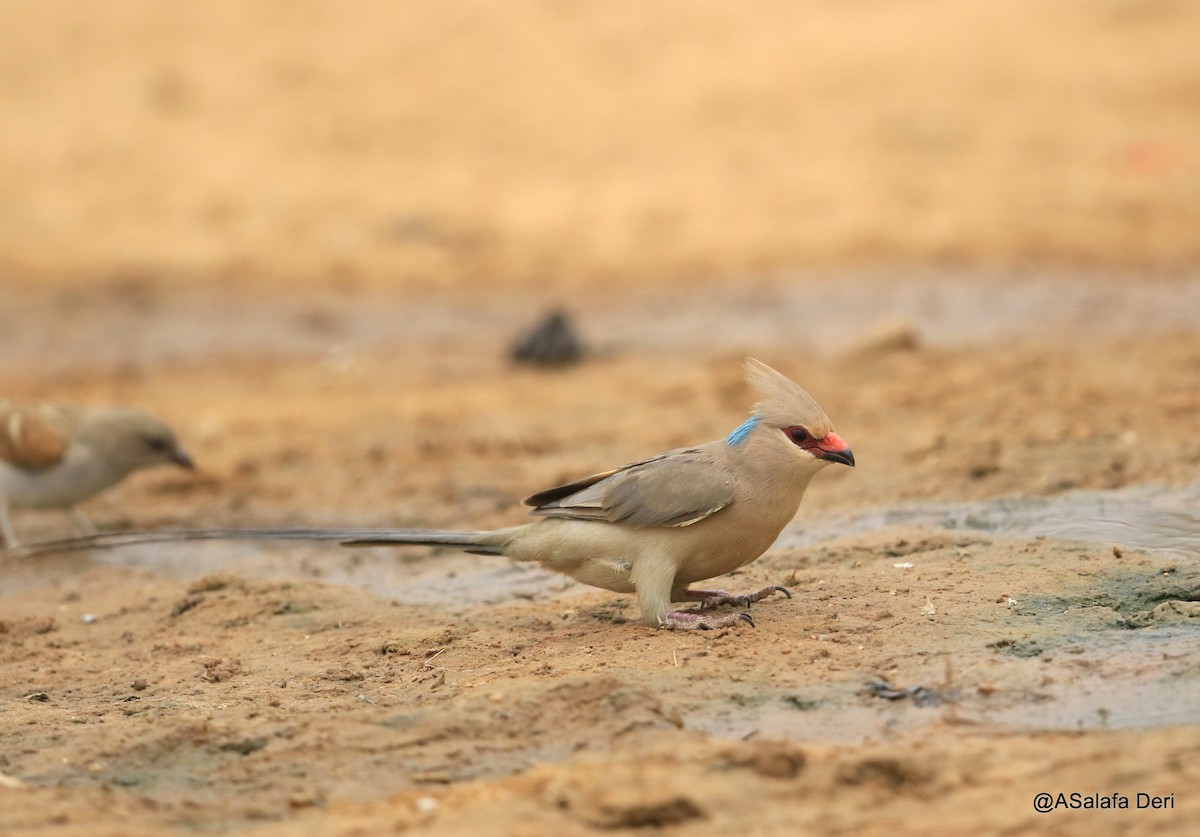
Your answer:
684,585 -> 792,611
658,610 -> 755,631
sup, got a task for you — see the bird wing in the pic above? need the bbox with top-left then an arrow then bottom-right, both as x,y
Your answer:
0,403 -> 74,471
524,447 -> 734,528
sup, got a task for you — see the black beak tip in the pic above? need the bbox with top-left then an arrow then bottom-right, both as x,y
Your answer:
172,449 -> 196,470
821,448 -> 855,468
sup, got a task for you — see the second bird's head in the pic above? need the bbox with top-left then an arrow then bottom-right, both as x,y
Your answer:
81,409 -> 195,476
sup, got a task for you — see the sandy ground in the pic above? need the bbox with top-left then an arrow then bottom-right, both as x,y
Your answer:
3,3 -> 1200,835
2,293 -> 1199,835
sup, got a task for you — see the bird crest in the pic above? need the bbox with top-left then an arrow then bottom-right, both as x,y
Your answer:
744,358 -> 832,436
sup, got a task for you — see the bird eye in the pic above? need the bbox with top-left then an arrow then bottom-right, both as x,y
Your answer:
786,427 -> 810,445
141,434 -> 169,452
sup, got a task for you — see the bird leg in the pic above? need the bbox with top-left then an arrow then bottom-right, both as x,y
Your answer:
0,498 -> 17,549
681,585 -> 792,610
659,610 -> 755,631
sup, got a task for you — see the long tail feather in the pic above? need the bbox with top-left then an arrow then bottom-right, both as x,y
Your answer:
7,528 -> 503,559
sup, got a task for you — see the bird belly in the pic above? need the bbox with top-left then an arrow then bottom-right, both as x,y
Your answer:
504,519 -> 638,593
2,463 -> 82,508
668,527 -> 777,585
669,493 -> 803,585
0,450 -> 121,509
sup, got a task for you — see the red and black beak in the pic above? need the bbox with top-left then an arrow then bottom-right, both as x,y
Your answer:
815,431 -> 855,467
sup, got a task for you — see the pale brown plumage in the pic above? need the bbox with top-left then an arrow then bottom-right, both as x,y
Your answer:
524,449 -> 735,528
0,402 -> 194,548
9,361 -> 852,630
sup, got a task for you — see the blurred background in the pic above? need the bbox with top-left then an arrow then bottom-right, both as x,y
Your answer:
1,1 -> 1198,535
2,0 -> 1197,294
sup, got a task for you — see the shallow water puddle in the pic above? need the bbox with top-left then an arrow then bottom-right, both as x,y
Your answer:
783,482 -> 1200,554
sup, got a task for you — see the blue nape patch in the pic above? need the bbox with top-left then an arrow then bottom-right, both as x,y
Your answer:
725,415 -> 759,446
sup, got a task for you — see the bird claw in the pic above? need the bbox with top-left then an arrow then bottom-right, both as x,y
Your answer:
687,585 -> 792,610
697,593 -> 750,610
658,610 -> 755,631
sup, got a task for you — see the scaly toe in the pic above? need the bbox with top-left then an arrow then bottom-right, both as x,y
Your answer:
659,610 -> 757,631
688,585 -> 792,610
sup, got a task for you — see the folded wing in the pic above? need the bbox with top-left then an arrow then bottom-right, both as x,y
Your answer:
524,447 -> 734,528
0,403 -> 74,471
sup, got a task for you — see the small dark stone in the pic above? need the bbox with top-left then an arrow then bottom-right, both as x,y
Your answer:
510,310 -> 586,367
